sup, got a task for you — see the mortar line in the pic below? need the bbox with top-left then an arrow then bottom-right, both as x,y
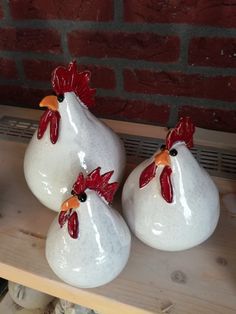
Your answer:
1,19 -> 236,37
0,51 -> 66,62
1,0 -> 12,21
57,56 -> 236,76
95,89 -> 236,110
60,29 -> 71,62
15,59 -> 26,83
114,0 -> 123,22
1,50 -> 236,77
0,77 -> 235,111
0,76 -> 235,110
168,105 -> 179,128
178,29 -> 191,67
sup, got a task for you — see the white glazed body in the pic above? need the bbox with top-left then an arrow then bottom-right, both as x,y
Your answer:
46,191 -> 131,288
8,281 -> 54,310
24,93 -> 126,211
122,143 -> 220,251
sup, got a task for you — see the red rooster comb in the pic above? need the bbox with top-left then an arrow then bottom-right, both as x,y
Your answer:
72,167 -> 118,204
166,117 -> 195,150
51,60 -> 96,107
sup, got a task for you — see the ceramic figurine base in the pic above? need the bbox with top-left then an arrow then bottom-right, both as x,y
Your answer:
122,117 -> 220,252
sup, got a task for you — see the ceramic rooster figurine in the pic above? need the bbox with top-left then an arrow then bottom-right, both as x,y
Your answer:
24,61 -> 126,211
46,167 -> 131,288
122,117 -> 220,251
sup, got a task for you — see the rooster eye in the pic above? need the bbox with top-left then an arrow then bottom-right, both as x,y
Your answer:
57,94 -> 64,102
78,192 -> 87,202
170,149 -> 178,156
160,144 -> 166,151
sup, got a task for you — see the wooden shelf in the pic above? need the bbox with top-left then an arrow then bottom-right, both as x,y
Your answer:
1,105 -> 236,314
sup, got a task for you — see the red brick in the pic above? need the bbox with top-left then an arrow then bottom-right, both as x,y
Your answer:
179,106 -> 236,133
0,28 -> 62,54
92,96 -> 170,125
125,0 -> 236,28
0,58 -> 17,79
189,37 -> 236,68
23,59 -> 116,89
9,0 -> 113,21
23,60 -> 63,81
124,69 -> 236,102
0,85 -> 51,108
78,65 -> 116,90
68,31 -> 180,62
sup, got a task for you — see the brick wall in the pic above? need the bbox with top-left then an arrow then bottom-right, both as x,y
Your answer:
0,0 -> 236,133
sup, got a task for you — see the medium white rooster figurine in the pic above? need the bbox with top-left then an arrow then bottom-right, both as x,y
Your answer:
46,167 -> 131,288
24,61 -> 126,211
122,117 -> 220,251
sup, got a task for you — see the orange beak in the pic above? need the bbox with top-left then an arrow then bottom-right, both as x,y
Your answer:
154,149 -> 170,167
39,95 -> 58,111
61,196 -> 80,212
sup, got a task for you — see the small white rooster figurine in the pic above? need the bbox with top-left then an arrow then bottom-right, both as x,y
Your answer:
24,61 -> 126,211
122,117 -> 220,251
46,167 -> 131,288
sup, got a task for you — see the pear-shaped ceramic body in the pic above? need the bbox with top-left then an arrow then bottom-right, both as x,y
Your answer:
24,92 -> 126,211
122,142 -> 220,251
8,281 -> 54,310
46,191 -> 131,288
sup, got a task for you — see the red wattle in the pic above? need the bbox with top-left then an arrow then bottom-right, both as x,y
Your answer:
160,166 -> 173,203
37,109 -> 52,140
58,209 -> 71,228
50,110 -> 61,144
37,109 -> 61,144
139,162 -> 157,188
68,211 -> 79,239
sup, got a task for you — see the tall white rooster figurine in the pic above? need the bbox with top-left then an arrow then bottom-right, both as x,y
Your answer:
122,117 -> 220,251
24,61 -> 125,211
46,167 -> 131,288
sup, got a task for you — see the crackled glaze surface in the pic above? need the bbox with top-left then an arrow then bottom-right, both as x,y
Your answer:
122,118 -> 220,251
46,190 -> 131,288
24,86 -> 125,212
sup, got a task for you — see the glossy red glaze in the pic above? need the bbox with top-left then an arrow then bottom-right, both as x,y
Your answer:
160,166 -> 173,203
139,117 -> 195,203
58,208 -> 71,228
37,109 -> 52,140
58,209 -> 79,239
68,211 -> 79,239
139,162 -> 173,203
37,109 -> 61,144
72,167 -> 118,203
166,116 -> 195,150
58,167 -> 118,238
51,60 -> 96,107
49,110 -> 61,144
139,161 -> 157,189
